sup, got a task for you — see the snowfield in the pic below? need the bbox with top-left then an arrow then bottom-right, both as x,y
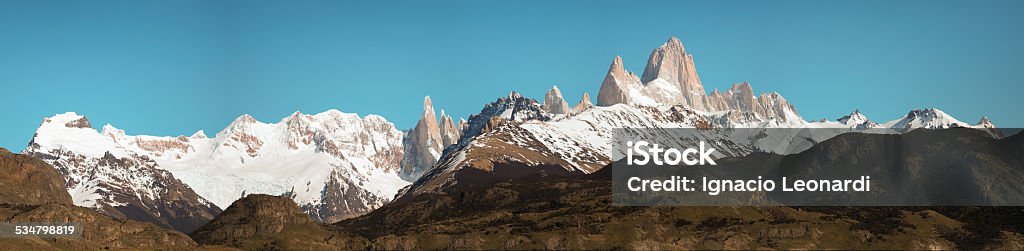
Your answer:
26,110 -> 408,222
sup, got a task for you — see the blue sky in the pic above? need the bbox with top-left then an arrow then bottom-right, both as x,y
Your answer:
1,0 -> 1022,152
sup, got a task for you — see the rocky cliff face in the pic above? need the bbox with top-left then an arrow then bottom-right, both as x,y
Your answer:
0,148 -> 72,205
400,96 -> 446,180
640,36 -> 707,110
571,92 -> 594,114
541,86 -> 571,114
190,194 -> 371,250
0,149 -> 198,250
455,91 -> 551,143
457,117 -> 468,133
595,37 -> 801,123
0,203 -> 201,249
400,96 -> 468,181
597,55 -> 640,106
439,110 -> 462,147
190,194 -> 344,249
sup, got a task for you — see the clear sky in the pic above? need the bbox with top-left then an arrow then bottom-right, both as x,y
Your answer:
2,0 -> 1022,152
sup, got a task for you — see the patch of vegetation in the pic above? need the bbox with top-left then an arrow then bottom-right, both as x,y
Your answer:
932,207 -> 1024,249
674,219 -> 693,228
696,217 -> 745,232
801,207 -> 913,237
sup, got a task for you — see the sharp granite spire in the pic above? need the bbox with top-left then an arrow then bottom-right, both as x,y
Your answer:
541,86 -> 571,114
595,36 -> 801,123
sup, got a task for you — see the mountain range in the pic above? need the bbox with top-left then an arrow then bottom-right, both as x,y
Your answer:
23,109 -> 408,232
14,36 -> 1005,237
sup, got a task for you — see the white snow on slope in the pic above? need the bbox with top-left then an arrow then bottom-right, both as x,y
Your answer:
433,100 -> 997,185
26,110 -> 409,221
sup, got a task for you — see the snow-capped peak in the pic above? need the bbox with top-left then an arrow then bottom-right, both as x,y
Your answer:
882,108 -> 971,130
45,111 -> 83,122
27,112 -> 120,158
303,109 -> 352,123
456,92 -> 551,144
217,114 -> 266,136
190,130 -> 208,139
27,109 -> 408,223
285,110 -> 304,120
224,114 -> 260,131
101,124 -> 125,138
508,91 -> 524,100
977,116 -> 997,128
42,112 -> 91,128
837,110 -> 870,125
238,113 -> 258,123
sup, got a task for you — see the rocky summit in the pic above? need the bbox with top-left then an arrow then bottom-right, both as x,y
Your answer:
400,96 -> 462,181
0,148 -> 72,205
640,36 -> 707,109
596,55 -> 637,106
190,194 -> 344,249
541,86 -> 571,114
571,92 -> 594,114
597,37 -> 801,123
